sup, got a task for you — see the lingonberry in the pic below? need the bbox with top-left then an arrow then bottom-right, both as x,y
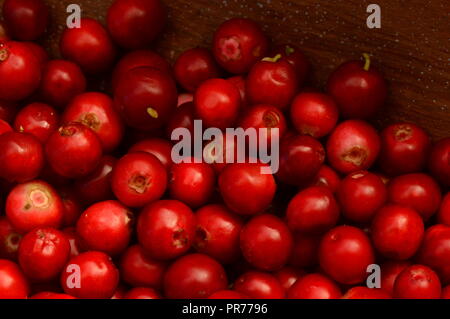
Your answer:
274,267 -> 305,292
388,173 -> 442,221
393,264 -> 441,299
120,244 -> 167,288
417,225 -> 450,284
0,41 -> 41,101
380,260 -> 411,295
438,193 -> 450,226
58,187 -> 82,227
76,200 -> 133,256
60,251 -> 119,299
326,120 -> 381,174
137,200 -> 195,260
62,92 -> 124,152
194,78 -> 241,129
166,101 -> 196,138
169,159 -> 216,208
428,138 -> 450,188
60,18 -> 116,74
287,273 -> 341,299
129,138 -> 173,171
212,18 -> 268,74
13,102 -> 59,143
0,259 -> 29,298
39,60 -> 86,108
125,287 -> 161,299
174,48 -> 221,92
111,152 -> 167,208
218,162 -> 276,215
18,227 -> 70,282
203,131 -> 240,174
327,54 -> 388,119
45,123 -> 103,178
0,131 -> 44,183
240,214 -> 293,271
272,44 -> 310,86
288,233 -> 320,268
234,271 -> 285,299
208,290 -> 248,299
238,104 -> 287,146
194,204 -> 243,264
342,287 -> 391,299
319,225 -> 375,285
25,41 -> 48,67
62,227 -> 82,257
227,75 -> 248,109
114,66 -> 177,131
371,204 -> 424,260
6,180 -> 63,233
246,55 -> 298,110
111,49 -> 172,92
0,216 -> 21,260
277,134 -> 325,186
337,170 -> 387,223
163,253 -> 228,299
310,165 -> 341,193
290,92 -> 339,138
2,0 -> 49,40
107,0 -> 166,49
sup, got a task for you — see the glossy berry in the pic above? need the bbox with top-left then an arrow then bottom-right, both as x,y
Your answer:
290,92 -> 339,138
438,193 -> 450,226
287,274 -> 341,299
111,152 -> 167,208
380,260 -> 411,295
286,186 -> 340,234
274,267 -> 305,291
309,165 -> 341,193
18,227 -> 70,282
336,171 -> 387,223
227,75 -> 248,109
60,18 -> 116,74
342,287 -> 391,299
45,123 -> 103,178
6,180 -> 63,234
393,265 -> 441,299
59,188 -> 82,227
326,120 -> 381,174
3,0 -> 49,40
163,253 -> 227,299
0,131 -> 44,183
212,18 -> 268,74
218,162 -> 276,215
0,217 -> 21,260
240,214 -> 293,271
272,44 -> 309,86
0,259 -> 29,298
107,0 -> 166,49
61,251 -> 119,299
76,200 -> 133,256
166,101 -> 196,138
129,138 -> 173,171
234,271 -> 285,299
319,225 -> 375,285
137,200 -> 196,260
428,138 -> 450,188
371,204 -> 424,260
125,287 -> 161,299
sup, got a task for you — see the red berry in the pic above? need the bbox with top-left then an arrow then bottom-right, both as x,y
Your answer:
274,266 -> 305,292
166,101 -> 196,138
337,170 -> 387,223
163,253 -> 227,299
208,290 -> 248,299
6,180 -> 63,234
124,287 -> 161,299
227,75 -> 248,109
129,138 -> 173,170
174,48 -> 221,92
319,225 -> 375,285
240,214 -> 293,271
438,193 -> 450,226
45,123 -> 103,178
212,18 -> 268,74
18,227 -> 70,282
218,162 -> 276,215
60,18 -> 116,74
59,188 -> 82,227
246,55 -> 298,110
0,41 -> 41,101
287,186 -> 340,234
39,60 -> 87,108
62,227 -> 82,257
309,165 -> 341,193
111,152 -> 167,208
327,55 -> 387,119
290,92 -> 339,138
62,92 -> 124,152
61,251 -> 119,299
393,265 -> 441,299
342,287 -> 391,299
0,259 -> 29,298
76,200 -> 133,256
137,200 -> 195,260
287,273 -> 341,299
31,291 -> 76,299
388,173 -> 442,221
326,120 -> 381,174
114,66 -> 177,131
194,78 -> 241,129
428,138 -> 450,188
25,41 -> 48,67
380,260 -> 411,295
234,271 -> 285,299
0,216 -> 21,260
0,118 -> 12,135
0,131 -> 44,183
107,0 -> 166,50
371,204 -> 424,260
272,44 -> 310,86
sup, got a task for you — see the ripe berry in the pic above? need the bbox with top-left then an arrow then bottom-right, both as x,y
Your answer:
129,138 -> 173,171
125,287 -> 161,299
0,259 -> 29,298
438,193 -> 450,226
380,260 -> 411,295
272,44 -> 310,86
166,101 -> 196,138
393,264 -> 441,299
428,138 -> 450,188
274,267 -> 305,291
310,165 -> 341,193
287,274 -> 341,299
234,271 -> 285,299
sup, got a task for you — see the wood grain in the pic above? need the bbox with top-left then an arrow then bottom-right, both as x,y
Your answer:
2,0 -> 449,139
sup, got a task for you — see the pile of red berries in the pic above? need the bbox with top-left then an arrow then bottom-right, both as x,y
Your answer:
0,0 -> 448,300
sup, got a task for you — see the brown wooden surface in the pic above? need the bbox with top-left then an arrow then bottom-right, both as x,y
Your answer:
2,0 -> 449,139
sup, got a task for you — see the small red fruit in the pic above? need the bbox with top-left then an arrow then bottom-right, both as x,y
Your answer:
393,264 -> 441,299
125,287 -> 161,299
309,165 -> 341,193
0,259 -> 29,298
438,193 -> 450,226
274,266 -> 305,291
428,138 -> 450,188
342,287 -> 391,299
380,261 -> 411,295
272,44 -> 310,86
234,271 -> 285,299
129,138 -> 173,170
3,0 -> 49,40
287,274 -> 341,299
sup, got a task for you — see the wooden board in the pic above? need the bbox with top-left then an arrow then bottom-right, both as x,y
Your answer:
2,0 -> 449,139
